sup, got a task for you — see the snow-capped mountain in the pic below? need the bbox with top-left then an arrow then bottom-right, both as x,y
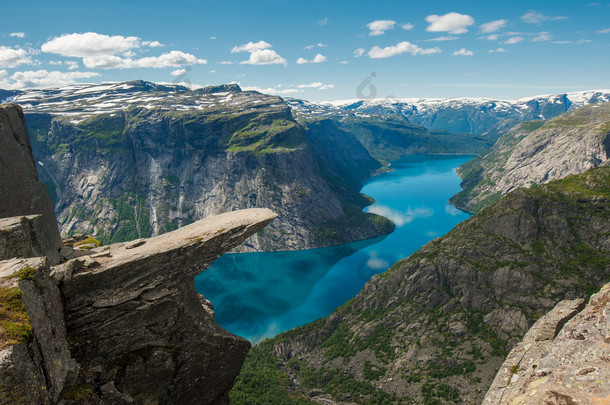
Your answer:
287,90 -> 610,136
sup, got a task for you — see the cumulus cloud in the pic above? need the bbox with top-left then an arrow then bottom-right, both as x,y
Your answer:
296,54 -> 326,64
427,36 -> 458,41
532,32 -> 552,42
231,41 -> 286,66
479,19 -> 508,33
425,12 -> 475,34
367,20 -> 396,36
297,82 -> 334,90
42,32 -> 141,57
170,69 -> 187,76
368,41 -> 441,58
521,10 -> 568,24
41,32 -> 203,70
82,51 -> 206,69
296,57 -> 308,64
401,23 -> 415,30
453,48 -> 474,56
503,36 -> 524,44
488,48 -> 508,53
340,60 -> 349,64
0,69 -> 100,89
9,32 -> 25,38
483,34 -> 499,40
0,46 -> 33,68
353,48 -> 365,57
143,40 -> 163,48
597,28 -> 610,34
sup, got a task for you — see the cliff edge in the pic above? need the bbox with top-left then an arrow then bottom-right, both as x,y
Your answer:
0,103 -> 277,404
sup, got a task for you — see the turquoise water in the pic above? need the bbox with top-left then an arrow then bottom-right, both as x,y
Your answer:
194,155 -> 473,342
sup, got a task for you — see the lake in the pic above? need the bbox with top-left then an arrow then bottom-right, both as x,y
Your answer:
194,155 -> 473,342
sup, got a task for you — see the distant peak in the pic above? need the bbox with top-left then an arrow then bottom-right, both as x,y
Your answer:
197,83 -> 242,94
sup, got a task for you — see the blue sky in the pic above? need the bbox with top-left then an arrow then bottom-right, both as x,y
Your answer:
1,0 -> 609,101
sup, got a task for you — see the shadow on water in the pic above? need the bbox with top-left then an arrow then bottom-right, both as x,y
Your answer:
195,155 -> 474,342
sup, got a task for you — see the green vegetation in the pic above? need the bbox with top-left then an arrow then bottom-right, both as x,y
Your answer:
61,384 -> 95,401
74,237 -> 101,248
421,381 -> 461,404
10,267 -> 37,281
363,361 -> 386,380
0,286 -> 32,347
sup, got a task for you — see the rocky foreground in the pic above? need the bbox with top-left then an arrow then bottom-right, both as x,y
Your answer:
0,103 -> 276,404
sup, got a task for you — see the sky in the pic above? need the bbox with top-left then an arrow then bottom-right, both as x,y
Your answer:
1,0 -> 609,101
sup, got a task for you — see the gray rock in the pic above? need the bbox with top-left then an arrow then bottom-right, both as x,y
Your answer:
483,283 -> 610,404
0,104 -> 61,263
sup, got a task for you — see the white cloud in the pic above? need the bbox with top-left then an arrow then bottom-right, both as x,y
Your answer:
552,39 -> 593,45
304,43 -> 326,50
210,69 -> 216,73
340,60 -> 349,64
367,20 -> 396,36
66,61 -> 79,70
521,10 -> 568,24
401,23 -> 415,31
82,51 -> 206,69
0,46 -> 33,68
231,41 -> 286,66
0,69 -> 100,89
532,32 -> 552,42
479,19 -> 508,33
41,32 -> 203,70
209,36 -> 217,40
453,48 -> 474,56
353,48 -> 365,57
218,61 -> 234,65
170,69 -> 187,76
42,32 -> 141,57
242,85 -> 299,95
318,17 -> 329,26
503,36 -> 524,44
231,41 -> 272,53
143,40 -> 163,48
484,34 -> 499,40
425,12 -> 474,34
368,41 -> 441,58
9,32 -> 25,38
597,28 -> 610,34
241,49 -> 286,66
297,82 -> 334,90
427,36 -> 458,41
296,54 -> 326,64
312,53 -> 326,63
488,48 -> 508,53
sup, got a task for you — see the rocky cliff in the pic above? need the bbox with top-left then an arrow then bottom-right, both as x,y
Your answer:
451,102 -> 610,212
0,103 -> 278,404
483,282 -> 610,404
13,81 -> 392,251
230,167 -> 610,405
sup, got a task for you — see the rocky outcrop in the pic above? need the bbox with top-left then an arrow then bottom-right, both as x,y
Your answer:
56,208 -> 276,404
15,83 -> 392,251
231,167 -> 610,404
0,103 -> 279,404
451,103 -> 610,212
484,283 -> 610,404
0,104 -> 62,263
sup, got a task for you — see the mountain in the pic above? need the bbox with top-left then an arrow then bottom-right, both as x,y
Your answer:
230,167 -> 610,405
450,102 -> 610,213
10,81 -> 392,251
288,99 -> 491,163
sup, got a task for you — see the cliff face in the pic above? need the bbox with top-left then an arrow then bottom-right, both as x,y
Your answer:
0,104 -> 62,263
484,282 -> 610,404
231,167 -> 610,405
17,81 -> 392,251
451,103 -> 610,212
0,103 -> 278,404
